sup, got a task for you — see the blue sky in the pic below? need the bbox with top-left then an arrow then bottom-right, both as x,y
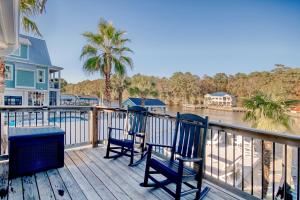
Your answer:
30,0 -> 300,83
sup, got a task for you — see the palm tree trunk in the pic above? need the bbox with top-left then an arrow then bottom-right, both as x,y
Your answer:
262,141 -> 272,198
118,90 -> 123,108
104,73 -> 111,105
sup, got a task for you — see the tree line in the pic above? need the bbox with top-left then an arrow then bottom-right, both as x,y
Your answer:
62,64 -> 300,107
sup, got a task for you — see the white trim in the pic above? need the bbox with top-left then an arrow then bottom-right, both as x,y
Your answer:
37,69 -> 45,83
15,68 -> 36,89
3,58 -> 61,70
4,63 -> 13,80
10,46 -> 20,56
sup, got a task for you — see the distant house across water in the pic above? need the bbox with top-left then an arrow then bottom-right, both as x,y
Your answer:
204,92 -> 236,107
60,94 -> 99,106
122,97 -> 166,113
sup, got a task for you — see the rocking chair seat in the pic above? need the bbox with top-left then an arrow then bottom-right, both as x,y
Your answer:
109,137 -> 134,148
150,157 -> 197,181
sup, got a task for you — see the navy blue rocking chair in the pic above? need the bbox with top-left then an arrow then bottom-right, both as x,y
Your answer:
141,113 -> 210,200
105,106 -> 148,166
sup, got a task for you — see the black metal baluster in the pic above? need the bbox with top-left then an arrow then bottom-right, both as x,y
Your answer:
29,112 -> 31,127
64,112 -> 67,145
69,111 -> 71,144
233,134 -> 236,187
74,111 -> 77,144
297,147 -> 300,200
80,112 -> 82,143
118,112 -> 121,139
22,112 -> 24,127
242,136 -> 244,191
261,140 -> 264,199
53,111 -> 56,127
158,118 -> 161,153
83,112 -> 88,142
211,129 -> 213,176
14,112 -> 17,127
217,130 -> 220,180
42,111 -> 44,126
48,111 -> 50,126
59,112 -> 61,128
166,118 -> 168,146
284,144 -> 287,200
251,138 -> 254,195
170,120 -> 173,145
272,142 -> 275,200
154,117 -> 157,151
225,132 -> 228,183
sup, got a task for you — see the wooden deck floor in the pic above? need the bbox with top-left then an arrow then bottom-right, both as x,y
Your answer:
0,146 -> 243,200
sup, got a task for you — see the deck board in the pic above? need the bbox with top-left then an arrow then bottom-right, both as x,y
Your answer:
0,146 -> 244,200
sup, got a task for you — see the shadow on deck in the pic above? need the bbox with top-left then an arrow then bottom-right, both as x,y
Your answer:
0,146 -> 243,200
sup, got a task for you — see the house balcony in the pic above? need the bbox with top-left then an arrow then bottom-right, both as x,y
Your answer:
49,66 -> 63,90
0,106 -> 299,199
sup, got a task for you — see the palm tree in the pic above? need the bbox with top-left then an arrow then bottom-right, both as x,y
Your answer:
20,0 -> 47,37
80,19 -> 133,105
243,93 -> 298,198
111,74 -> 130,108
128,75 -> 158,106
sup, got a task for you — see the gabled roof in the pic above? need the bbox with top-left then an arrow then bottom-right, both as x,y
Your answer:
126,98 -> 166,107
208,92 -> 233,97
7,34 -> 52,66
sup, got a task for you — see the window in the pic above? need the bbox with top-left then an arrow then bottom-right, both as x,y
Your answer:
37,69 -> 45,83
4,96 -> 22,106
28,92 -> 45,106
4,64 -> 13,80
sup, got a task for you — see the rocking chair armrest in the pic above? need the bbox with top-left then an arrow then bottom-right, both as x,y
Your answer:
146,143 -> 173,149
177,157 -> 202,163
108,127 -> 125,131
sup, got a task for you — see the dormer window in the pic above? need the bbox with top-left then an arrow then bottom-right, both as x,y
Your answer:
37,69 -> 45,83
10,38 -> 31,59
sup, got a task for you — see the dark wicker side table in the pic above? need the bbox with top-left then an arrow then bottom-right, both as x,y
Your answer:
8,127 -> 64,179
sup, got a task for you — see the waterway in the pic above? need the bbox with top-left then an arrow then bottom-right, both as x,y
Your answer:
166,106 -> 300,135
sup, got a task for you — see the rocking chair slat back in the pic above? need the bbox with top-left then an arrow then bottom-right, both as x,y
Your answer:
126,106 -> 148,134
172,113 -> 209,160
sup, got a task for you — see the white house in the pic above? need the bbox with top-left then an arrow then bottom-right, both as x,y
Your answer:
204,92 -> 236,107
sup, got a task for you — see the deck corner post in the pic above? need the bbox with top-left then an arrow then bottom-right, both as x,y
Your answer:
89,107 -> 99,147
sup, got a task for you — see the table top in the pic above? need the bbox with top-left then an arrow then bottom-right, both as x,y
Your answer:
9,126 -> 64,138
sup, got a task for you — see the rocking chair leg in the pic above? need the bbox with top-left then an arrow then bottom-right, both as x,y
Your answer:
175,181 -> 182,200
195,179 -> 202,199
141,147 -> 152,187
105,140 -> 110,158
129,147 -> 134,166
196,165 -> 204,200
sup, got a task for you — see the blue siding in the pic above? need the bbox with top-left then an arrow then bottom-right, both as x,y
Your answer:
16,70 -> 35,88
4,62 -> 15,88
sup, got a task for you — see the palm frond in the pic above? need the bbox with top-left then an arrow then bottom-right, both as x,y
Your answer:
80,45 -> 98,59
83,56 -> 102,74
21,16 -> 42,36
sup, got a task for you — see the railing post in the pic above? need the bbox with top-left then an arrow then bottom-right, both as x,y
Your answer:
89,107 -> 98,147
